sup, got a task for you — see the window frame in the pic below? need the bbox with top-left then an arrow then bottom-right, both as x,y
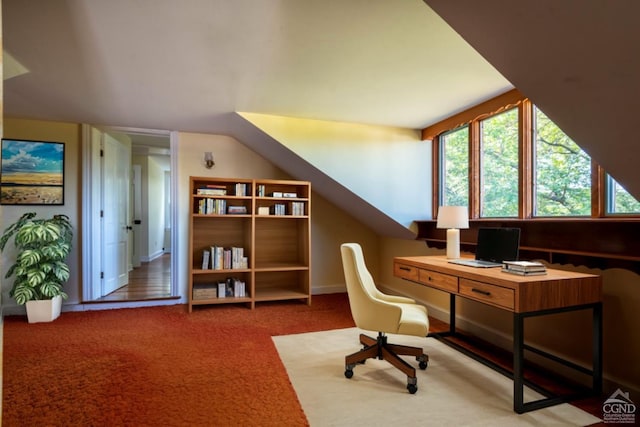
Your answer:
426,89 -> 639,220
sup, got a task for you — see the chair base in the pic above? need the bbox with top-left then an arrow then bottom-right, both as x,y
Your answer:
344,332 -> 429,393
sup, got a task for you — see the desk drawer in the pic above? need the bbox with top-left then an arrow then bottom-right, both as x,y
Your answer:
459,279 -> 514,310
419,269 -> 458,293
394,263 -> 419,282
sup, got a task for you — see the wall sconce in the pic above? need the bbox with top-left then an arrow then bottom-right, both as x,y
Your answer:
204,152 -> 215,169
436,206 -> 469,259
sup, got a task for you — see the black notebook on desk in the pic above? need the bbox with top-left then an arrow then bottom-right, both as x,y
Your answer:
448,227 -> 521,268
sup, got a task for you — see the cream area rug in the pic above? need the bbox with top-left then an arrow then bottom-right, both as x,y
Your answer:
273,328 -> 601,427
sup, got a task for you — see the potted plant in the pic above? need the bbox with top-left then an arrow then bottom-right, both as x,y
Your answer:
0,212 -> 72,323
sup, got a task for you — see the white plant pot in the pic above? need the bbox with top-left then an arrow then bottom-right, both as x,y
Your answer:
26,295 -> 62,323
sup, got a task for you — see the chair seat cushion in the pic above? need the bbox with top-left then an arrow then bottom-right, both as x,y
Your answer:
396,303 -> 429,337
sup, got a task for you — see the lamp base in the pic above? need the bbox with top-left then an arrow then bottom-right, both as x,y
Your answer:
446,228 -> 460,259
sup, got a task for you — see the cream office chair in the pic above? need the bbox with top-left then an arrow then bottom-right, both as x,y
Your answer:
340,243 -> 429,394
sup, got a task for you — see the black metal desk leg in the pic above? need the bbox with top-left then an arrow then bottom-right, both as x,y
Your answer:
449,294 -> 456,334
513,313 -> 525,413
593,302 -> 603,395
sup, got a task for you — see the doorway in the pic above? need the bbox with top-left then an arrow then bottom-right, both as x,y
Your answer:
82,125 -> 178,302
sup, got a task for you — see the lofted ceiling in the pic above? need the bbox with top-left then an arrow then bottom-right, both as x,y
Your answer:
3,0 -> 511,133
3,0 -> 639,232
425,0 -> 640,199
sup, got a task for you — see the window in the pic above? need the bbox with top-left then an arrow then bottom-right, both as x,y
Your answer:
480,108 -> 519,217
606,174 -> 640,214
431,90 -> 639,220
439,126 -> 469,206
533,108 -> 591,216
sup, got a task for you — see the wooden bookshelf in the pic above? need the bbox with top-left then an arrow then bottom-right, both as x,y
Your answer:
188,177 -> 311,311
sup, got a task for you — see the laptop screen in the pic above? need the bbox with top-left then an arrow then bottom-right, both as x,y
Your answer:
475,227 -> 521,263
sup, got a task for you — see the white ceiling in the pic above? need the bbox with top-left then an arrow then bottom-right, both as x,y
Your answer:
5,0 -> 639,206
3,0 -> 511,133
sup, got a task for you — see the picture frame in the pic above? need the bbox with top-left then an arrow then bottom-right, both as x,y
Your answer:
1,138 -> 65,205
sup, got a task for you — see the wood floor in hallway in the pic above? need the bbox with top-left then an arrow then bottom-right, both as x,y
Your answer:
94,254 -> 175,302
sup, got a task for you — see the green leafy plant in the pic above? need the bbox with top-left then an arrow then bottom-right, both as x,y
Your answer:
0,212 -> 72,305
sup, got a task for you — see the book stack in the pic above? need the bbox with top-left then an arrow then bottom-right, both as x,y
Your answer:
196,184 -> 227,196
271,203 -> 287,215
207,246 -> 248,270
217,277 -> 247,298
235,183 -> 249,196
290,201 -> 305,216
501,260 -> 547,276
198,198 -> 226,214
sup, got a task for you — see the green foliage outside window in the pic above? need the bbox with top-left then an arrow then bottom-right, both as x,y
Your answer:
480,108 -> 519,217
438,101 -> 639,219
607,175 -> 640,214
535,108 -> 591,216
440,126 -> 469,206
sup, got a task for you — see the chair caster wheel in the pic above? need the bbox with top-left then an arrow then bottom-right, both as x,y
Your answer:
419,361 -> 428,370
407,384 -> 418,394
345,369 -> 354,379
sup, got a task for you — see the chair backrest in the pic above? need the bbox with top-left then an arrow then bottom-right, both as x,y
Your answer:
341,243 -> 401,332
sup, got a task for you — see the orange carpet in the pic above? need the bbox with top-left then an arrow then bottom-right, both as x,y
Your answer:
3,294 -> 355,426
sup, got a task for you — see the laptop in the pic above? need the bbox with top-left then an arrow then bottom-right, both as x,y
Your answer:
448,227 -> 521,268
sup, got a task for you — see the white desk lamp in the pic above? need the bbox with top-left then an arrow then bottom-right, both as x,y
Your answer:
436,206 -> 469,259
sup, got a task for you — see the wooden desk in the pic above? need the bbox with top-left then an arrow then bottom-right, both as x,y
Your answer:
394,255 -> 603,414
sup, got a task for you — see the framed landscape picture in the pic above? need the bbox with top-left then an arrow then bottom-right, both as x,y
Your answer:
1,139 -> 65,205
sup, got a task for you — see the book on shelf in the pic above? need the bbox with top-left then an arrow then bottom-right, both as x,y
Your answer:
283,192 -> 298,198
211,246 -> 248,270
256,184 -> 266,197
235,183 -> 249,196
502,260 -> 547,276
271,203 -> 287,215
217,282 -> 226,298
198,198 -> 226,215
290,201 -> 305,216
270,191 -> 283,198
223,277 -> 247,298
227,205 -> 247,214
234,280 -> 246,297
211,246 -> 224,270
196,185 -> 227,196
202,250 -> 210,270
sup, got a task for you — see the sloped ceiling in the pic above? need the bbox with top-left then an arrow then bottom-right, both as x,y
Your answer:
3,1 -> 637,237
425,0 -> 640,199
2,1 -> 510,131
2,0 -> 514,238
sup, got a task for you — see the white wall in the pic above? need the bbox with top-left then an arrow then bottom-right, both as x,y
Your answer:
147,155 -> 166,259
240,113 -> 432,227
175,132 -> 287,298
174,131 -> 379,299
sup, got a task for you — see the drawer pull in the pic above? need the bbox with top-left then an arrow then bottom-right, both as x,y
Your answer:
399,266 -> 411,272
472,288 -> 491,296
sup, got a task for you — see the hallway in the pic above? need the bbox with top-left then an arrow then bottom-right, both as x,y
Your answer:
95,254 -> 174,302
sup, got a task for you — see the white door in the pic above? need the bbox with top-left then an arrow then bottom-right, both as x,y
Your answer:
102,133 -> 131,295
131,164 -> 142,268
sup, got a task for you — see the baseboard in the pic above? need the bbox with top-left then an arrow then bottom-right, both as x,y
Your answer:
312,284 -> 346,295
141,250 -> 165,263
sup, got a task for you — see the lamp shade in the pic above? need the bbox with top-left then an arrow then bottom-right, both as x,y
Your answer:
436,206 -> 469,229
